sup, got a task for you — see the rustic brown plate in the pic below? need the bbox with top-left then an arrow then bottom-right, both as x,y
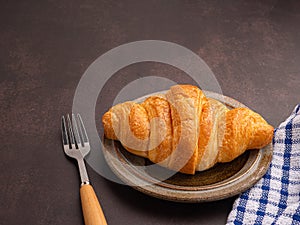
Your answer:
102,90 -> 273,203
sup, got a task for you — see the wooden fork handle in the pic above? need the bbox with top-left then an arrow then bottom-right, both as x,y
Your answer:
80,184 -> 108,225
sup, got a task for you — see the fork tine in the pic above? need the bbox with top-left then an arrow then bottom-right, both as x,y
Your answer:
77,114 -> 89,144
67,114 -> 76,149
61,116 -> 69,147
72,113 -> 81,147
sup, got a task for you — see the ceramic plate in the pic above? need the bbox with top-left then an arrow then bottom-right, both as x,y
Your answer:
102,90 -> 273,203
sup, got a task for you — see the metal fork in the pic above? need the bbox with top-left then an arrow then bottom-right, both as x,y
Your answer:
61,114 -> 107,225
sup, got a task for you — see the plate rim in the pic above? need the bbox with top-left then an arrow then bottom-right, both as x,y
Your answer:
102,90 -> 273,202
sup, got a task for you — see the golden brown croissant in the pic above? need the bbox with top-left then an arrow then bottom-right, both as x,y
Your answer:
102,85 -> 274,174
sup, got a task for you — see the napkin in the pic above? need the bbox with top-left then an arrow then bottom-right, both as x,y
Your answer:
226,105 -> 300,225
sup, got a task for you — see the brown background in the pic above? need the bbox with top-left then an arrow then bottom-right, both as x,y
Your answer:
1,0 -> 299,224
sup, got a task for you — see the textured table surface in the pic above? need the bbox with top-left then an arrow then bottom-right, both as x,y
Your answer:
1,1 -> 299,224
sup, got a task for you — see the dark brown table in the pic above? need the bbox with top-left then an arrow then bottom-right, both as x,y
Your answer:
1,1 -> 299,224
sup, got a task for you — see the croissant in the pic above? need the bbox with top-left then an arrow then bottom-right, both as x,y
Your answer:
102,85 -> 274,174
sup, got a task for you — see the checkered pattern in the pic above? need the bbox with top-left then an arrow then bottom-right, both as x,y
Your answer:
227,105 -> 300,225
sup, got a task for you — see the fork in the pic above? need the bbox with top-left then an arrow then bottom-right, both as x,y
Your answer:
61,114 -> 107,225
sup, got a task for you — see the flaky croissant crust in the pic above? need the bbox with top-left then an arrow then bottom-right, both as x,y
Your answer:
102,85 -> 274,174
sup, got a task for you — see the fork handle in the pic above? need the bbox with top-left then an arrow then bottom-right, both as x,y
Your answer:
80,184 -> 108,225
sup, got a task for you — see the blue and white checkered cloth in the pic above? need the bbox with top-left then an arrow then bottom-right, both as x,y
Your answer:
227,105 -> 300,225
